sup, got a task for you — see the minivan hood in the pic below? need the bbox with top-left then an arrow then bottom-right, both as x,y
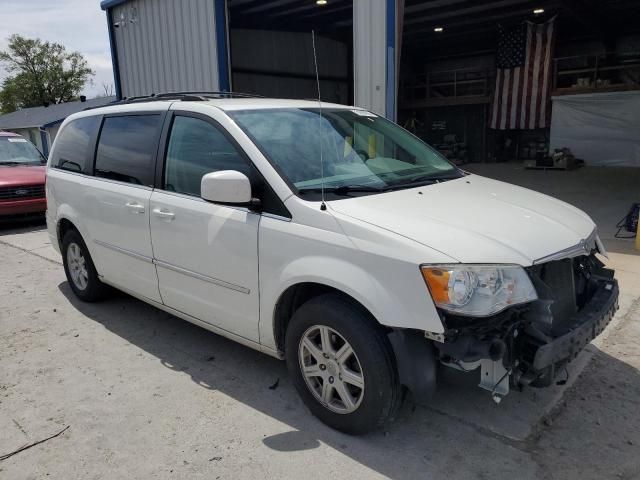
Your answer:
329,174 -> 596,265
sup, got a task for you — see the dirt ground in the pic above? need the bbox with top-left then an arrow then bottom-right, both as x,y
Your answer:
1,218 -> 639,480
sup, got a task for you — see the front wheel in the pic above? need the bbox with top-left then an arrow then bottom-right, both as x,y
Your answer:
285,294 -> 401,434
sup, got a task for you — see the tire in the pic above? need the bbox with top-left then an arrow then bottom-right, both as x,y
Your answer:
285,293 -> 401,435
62,229 -> 109,302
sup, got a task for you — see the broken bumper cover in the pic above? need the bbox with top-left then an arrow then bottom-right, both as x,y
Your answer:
530,278 -> 619,373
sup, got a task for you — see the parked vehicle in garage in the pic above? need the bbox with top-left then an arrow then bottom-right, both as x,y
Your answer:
0,131 -> 47,218
45,93 -> 618,434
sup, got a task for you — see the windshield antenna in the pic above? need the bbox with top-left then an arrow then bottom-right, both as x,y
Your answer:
312,30 -> 327,211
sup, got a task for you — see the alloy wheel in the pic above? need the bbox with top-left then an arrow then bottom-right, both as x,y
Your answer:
298,325 -> 365,414
67,242 -> 89,290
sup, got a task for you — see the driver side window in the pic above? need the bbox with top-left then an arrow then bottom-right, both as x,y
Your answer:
164,115 -> 251,197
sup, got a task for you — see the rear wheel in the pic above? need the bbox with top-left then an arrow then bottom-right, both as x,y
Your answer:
285,293 -> 401,434
62,230 -> 109,302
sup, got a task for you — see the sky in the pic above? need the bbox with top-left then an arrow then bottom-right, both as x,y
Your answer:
0,0 -> 114,99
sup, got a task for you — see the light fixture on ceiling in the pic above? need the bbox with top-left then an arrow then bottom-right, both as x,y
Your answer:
533,8 -> 545,14
434,27 -> 444,32
317,0 -> 327,5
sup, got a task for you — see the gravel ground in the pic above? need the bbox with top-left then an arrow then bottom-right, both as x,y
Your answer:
1,227 -> 639,480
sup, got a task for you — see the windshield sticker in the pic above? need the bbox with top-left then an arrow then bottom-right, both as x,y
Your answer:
7,138 -> 28,143
352,110 -> 377,118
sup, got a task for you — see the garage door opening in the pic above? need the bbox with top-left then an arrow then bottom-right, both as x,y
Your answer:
397,0 -> 640,167
227,0 -> 354,104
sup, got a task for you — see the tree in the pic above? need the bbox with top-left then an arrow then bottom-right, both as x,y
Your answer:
101,82 -> 115,97
0,34 -> 94,113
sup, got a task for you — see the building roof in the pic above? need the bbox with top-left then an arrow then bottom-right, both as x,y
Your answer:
0,96 -> 116,130
101,0 -> 128,10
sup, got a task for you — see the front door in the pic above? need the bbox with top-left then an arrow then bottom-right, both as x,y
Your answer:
149,113 -> 260,342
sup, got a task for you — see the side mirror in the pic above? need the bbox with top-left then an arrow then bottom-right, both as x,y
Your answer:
201,170 -> 253,206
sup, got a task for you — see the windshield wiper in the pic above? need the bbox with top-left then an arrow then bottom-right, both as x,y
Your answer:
299,184 -> 386,196
0,161 -> 23,166
387,172 -> 462,190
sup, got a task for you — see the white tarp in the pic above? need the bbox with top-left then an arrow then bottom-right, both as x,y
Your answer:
550,91 -> 640,167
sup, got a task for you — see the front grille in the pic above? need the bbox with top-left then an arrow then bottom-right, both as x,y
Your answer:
526,254 -> 601,335
0,184 -> 45,200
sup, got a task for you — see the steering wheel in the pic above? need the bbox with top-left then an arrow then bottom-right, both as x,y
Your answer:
355,149 -> 371,162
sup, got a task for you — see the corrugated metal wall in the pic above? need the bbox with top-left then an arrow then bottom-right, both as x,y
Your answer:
230,29 -> 349,104
111,0 -> 220,98
353,0 -> 388,117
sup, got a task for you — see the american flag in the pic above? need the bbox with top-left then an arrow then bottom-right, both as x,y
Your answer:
490,16 -> 557,130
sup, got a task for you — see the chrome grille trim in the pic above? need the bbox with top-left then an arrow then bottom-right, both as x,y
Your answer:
533,228 -> 600,265
0,184 -> 45,200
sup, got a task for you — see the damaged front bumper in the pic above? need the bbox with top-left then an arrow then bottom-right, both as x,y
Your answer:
432,254 -> 619,401
524,278 -> 618,386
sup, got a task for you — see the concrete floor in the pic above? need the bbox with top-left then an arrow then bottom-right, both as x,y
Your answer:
1,166 -> 639,479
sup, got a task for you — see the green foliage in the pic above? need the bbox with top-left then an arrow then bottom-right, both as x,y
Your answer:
0,34 -> 94,113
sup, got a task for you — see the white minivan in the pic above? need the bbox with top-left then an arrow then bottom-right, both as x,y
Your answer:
46,93 -> 618,434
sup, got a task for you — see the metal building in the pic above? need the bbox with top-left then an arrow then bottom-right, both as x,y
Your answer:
101,0 -> 640,168
101,0 -> 398,119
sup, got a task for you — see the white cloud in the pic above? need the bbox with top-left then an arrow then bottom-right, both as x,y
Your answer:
0,0 -> 114,98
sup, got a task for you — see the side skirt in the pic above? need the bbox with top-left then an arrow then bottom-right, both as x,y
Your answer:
99,277 -> 283,360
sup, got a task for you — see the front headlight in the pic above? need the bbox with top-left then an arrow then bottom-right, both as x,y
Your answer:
420,264 -> 538,317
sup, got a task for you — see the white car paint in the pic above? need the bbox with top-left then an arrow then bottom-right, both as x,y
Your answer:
201,170 -> 252,204
46,98 -> 599,358
149,188 -> 261,342
328,174 -> 596,266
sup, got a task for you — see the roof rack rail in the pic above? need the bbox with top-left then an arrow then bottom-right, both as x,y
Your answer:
83,91 -> 263,111
123,91 -> 263,103
156,91 -> 264,99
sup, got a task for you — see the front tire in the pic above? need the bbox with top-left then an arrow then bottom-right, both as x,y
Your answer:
62,230 -> 109,302
285,293 -> 401,435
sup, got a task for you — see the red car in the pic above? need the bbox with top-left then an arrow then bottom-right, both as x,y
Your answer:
0,131 -> 47,218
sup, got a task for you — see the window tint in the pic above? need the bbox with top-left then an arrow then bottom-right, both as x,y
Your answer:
95,115 -> 161,185
164,115 -> 250,196
51,116 -> 101,172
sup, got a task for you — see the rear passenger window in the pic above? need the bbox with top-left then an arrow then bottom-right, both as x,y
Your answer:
95,115 -> 161,186
164,115 -> 251,197
51,116 -> 101,172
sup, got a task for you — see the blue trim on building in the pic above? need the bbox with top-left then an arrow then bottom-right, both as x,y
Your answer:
214,0 -> 231,91
106,9 -> 123,100
101,0 -> 128,10
39,129 -> 49,158
385,0 -> 396,121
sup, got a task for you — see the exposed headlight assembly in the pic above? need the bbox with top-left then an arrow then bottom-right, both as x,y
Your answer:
420,264 -> 538,317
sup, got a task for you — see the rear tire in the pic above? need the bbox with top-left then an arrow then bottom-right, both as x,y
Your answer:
285,293 -> 401,435
62,230 -> 109,302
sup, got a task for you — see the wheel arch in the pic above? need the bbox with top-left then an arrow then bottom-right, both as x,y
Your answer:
57,217 -> 79,249
54,204 -> 90,251
55,211 -> 97,267
272,282 -> 383,354
274,282 -> 438,405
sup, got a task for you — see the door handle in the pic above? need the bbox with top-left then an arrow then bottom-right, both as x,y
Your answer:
126,202 -> 145,214
152,208 -> 175,221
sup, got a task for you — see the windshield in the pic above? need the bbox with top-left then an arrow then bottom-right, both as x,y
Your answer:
0,136 -> 45,166
229,108 -> 461,199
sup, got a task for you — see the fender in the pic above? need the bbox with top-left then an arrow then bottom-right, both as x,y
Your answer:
276,255 -> 385,321
259,254 -> 444,351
